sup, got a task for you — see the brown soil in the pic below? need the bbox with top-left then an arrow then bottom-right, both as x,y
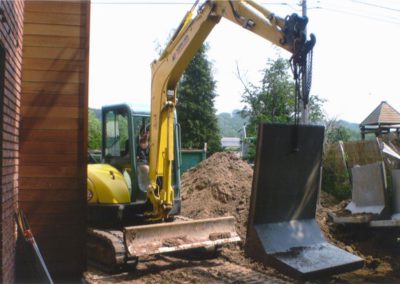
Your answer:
181,152 -> 253,239
85,151 -> 400,283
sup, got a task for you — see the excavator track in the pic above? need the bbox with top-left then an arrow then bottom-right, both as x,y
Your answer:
87,216 -> 239,273
87,228 -> 138,273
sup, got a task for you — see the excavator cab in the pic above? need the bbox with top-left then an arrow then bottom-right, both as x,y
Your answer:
87,103 -> 182,226
102,103 -> 182,206
102,104 -> 151,203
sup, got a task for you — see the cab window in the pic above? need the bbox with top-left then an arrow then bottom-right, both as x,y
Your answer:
105,110 -> 129,157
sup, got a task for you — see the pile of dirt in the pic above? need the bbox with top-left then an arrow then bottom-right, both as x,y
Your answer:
316,195 -> 400,282
181,152 -> 253,239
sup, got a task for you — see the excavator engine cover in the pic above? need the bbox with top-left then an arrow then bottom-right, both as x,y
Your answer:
245,124 -> 363,279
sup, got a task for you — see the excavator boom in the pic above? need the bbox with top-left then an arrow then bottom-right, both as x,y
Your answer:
148,0 -> 315,219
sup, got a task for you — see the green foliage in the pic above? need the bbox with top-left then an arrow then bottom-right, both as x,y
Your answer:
117,114 -> 128,149
241,57 -> 325,136
241,57 -> 295,138
177,44 -> 222,154
244,138 -> 256,162
322,167 -> 351,200
240,56 -> 325,160
325,118 -> 353,144
322,143 -> 352,200
88,109 -> 101,150
308,95 -> 326,124
324,119 -> 361,142
218,110 -> 247,137
327,125 -> 351,143
337,120 -> 361,140
322,141 -> 356,200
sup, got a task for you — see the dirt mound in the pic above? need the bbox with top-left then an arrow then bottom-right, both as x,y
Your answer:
317,194 -> 400,282
181,152 -> 253,239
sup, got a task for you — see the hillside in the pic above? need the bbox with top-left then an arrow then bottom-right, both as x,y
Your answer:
338,120 -> 361,140
339,119 -> 359,131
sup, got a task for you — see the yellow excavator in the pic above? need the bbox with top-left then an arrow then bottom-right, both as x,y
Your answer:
87,0 -> 315,271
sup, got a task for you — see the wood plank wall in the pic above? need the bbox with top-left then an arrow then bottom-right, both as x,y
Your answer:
0,1 -> 25,283
19,1 -> 89,280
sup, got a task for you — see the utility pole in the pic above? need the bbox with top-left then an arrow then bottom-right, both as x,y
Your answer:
300,0 -> 308,124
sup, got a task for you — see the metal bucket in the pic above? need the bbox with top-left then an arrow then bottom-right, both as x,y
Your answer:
245,124 -> 363,279
124,216 -> 240,257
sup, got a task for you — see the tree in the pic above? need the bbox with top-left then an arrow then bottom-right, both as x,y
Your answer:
325,117 -> 352,144
308,95 -> 326,124
239,56 -> 325,160
240,57 -> 325,133
240,57 -> 295,137
176,44 -> 221,153
88,109 -> 101,150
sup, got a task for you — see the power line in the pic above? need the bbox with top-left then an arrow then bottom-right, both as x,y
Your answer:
317,0 -> 400,13
351,0 -> 400,12
316,6 -> 400,25
316,3 -> 400,22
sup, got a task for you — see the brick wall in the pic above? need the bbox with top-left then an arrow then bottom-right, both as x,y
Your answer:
0,1 -> 25,283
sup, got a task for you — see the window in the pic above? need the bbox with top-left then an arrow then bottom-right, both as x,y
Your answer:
104,110 -> 129,157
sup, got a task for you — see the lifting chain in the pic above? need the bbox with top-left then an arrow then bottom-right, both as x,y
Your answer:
290,34 -> 316,125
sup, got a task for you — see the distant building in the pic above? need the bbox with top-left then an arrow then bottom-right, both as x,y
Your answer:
221,137 -> 241,149
360,101 -> 400,140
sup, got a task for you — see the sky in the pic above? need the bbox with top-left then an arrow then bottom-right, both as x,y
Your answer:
89,0 -> 400,123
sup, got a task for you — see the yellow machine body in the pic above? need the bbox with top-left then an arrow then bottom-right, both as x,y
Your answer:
87,164 -> 130,204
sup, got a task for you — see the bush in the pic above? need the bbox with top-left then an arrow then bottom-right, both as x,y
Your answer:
322,143 -> 351,201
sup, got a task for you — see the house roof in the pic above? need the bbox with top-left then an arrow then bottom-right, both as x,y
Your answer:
360,101 -> 400,126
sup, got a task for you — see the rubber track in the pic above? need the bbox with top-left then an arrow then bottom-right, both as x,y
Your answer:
87,228 -> 127,272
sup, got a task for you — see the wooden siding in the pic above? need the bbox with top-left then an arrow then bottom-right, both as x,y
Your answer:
0,1 -> 25,283
19,1 -> 89,281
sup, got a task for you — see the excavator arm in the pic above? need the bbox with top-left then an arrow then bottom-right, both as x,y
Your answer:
147,0 -> 315,219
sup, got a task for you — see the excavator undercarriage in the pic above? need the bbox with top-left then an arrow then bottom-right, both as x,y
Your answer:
87,217 -> 239,272
87,229 -> 136,273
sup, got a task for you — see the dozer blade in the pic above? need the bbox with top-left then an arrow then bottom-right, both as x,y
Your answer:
245,124 -> 363,279
124,216 -> 240,257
